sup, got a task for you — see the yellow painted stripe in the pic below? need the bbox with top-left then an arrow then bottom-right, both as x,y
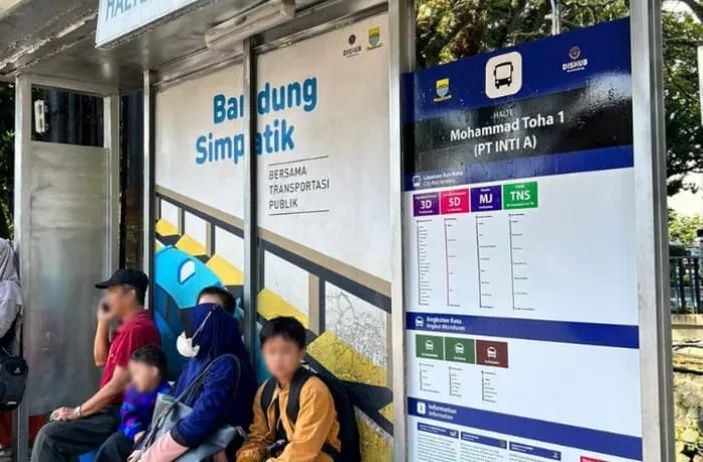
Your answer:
175,235 -> 207,257
358,413 -> 392,462
207,255 -> 244,286
307,331 -> 386,387
379,403 -> 393,422
155,219 -> 178,237
155,242 -> 162,252
257,288 -> 309,328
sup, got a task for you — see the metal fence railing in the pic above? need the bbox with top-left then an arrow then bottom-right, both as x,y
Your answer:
670,257 -> 702,314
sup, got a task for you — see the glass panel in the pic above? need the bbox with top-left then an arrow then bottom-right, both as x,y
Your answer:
31,88 -> 104,147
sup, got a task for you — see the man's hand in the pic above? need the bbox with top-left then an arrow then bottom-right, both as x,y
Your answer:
127,450 -> 143,462
50,407 -> 76,422
97,297 -> 114,324
133,431 -> 145,444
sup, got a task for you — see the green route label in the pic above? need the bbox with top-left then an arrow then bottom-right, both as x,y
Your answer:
503,181 -> 538,209
416,335 -> 445,360
445,337 -> 476,364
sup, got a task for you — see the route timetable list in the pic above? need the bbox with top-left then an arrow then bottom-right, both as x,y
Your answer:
403,19 -> 644,462
412,181 -> 538,313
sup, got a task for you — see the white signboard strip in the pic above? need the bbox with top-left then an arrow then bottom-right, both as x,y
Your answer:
96,0 -> 199,47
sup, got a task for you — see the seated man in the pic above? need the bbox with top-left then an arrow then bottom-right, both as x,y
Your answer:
236,317 -> 341,462
31,269 -> 160,462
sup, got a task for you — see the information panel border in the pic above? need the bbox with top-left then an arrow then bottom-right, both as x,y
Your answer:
390,1 -> 674,461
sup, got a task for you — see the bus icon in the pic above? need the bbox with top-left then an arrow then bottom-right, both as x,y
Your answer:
493,62 -> 513,88
485,52 -> 522,99
487,346 -> 497,359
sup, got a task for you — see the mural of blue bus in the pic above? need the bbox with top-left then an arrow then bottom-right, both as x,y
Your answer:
153,245 -> 268,382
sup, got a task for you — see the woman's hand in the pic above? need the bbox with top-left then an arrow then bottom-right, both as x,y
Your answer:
140,433 -> 188,462
127,450 -> 142,462
133,431 -> 145,444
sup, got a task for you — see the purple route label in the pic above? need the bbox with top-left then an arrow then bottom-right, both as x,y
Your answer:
470,186 -> 502,211
413,192 -> 440,216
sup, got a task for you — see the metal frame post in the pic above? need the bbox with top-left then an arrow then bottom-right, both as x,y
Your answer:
389,0 -> 414,460
243,38 -> 259,365
697,44 -> 703,126
143,70 -> 157,308
630,0 -> 675,459
549,0 -> 561,35
105,90 -> 120,276
11,74 -> 31,462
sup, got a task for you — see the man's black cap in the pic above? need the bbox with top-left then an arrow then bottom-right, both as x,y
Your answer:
95,268 -> 149,294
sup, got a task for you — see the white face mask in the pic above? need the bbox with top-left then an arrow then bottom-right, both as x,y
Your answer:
176,332 -> 200,358
176,308 -> 214,358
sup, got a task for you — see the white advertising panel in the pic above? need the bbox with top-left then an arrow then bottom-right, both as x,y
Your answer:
153,65 -> 246,379
255,14 -> 393,460
151,13 -> 393,460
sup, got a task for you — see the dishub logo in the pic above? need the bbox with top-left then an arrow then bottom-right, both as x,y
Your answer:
434,78 -> 452,103
343,33 -> 361,58
569,46 -> 581,60
367,26 -> 382,49
563,45 -> 588,72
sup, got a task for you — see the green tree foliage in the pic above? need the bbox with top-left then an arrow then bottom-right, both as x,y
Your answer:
0,83 -> 12,238
416,0 -> 702,196
669,209 -> 702,247
663,12 -> 703,196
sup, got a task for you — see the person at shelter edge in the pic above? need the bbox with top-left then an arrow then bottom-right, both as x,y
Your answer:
31,269 -> 160,462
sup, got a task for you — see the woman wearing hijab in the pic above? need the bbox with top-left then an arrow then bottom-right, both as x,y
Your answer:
0,239 -> 22,346
136,291 -> 256,462
0,239 -> 46,448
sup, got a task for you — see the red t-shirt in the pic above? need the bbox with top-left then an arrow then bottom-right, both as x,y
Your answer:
99,311 -> 160,389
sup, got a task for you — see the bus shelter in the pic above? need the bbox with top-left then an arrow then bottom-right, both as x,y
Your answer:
0,0 -> 675,460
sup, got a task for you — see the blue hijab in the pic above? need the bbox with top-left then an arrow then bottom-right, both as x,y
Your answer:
186,303 -> 249,361
171,303 -> 256,448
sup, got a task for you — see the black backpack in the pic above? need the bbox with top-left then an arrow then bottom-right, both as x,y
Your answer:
260,366 -> 361,462
0,353 -> 27,411
0,320 -> 27,411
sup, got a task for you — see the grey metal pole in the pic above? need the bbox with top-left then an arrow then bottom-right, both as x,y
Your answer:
697,44 -> 703,126
243,38 -> 259,367
631,0 -> 675,459
550,0 -> 561,35
105,89 -> 120,279
11,75 -> 31,462
389,0 -> 415,460
143,71 -> 156,310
